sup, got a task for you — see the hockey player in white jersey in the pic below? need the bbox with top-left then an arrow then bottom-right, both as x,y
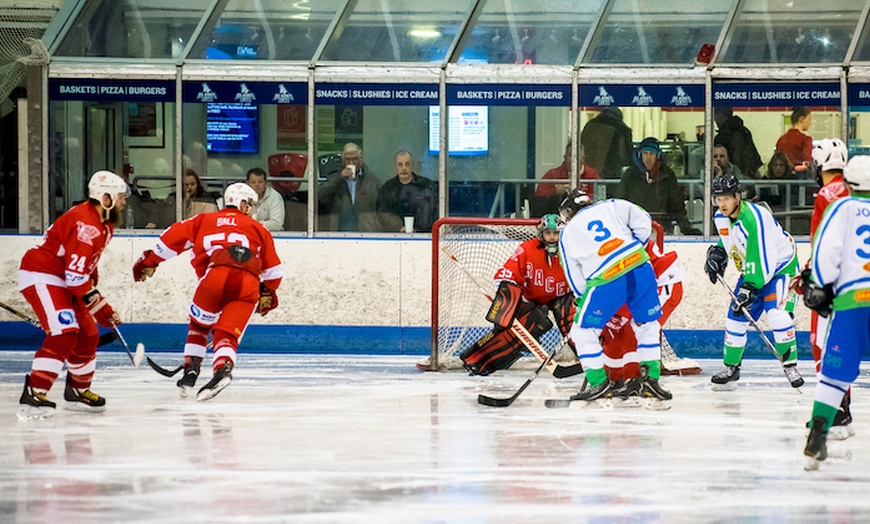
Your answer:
704,173 -> 803,389
803,155 -> 870,470
557,189 -> 670,402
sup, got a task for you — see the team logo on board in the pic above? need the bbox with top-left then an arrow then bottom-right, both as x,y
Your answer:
671,86 -> 692,106
196,83 -> 218,102
631,87 -> 654,106
235,83 -> 256,104
592,87 -> 614,106
273,84 -> 295,103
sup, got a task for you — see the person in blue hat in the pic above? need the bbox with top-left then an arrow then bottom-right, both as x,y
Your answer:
612,137 -> 701,235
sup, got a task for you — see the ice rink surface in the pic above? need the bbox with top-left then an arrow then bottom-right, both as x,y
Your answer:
1,352 -> 870,523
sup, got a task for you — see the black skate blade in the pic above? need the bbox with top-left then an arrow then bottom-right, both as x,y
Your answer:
146,357 -> 183,377
477,394 -> 515,407
545,398 -> 572,409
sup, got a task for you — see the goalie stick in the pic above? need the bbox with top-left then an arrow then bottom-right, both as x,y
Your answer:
0,299 -> 118,348
715,274 -> 803,392
478,338 -> 562,407
441,246 -> 583,378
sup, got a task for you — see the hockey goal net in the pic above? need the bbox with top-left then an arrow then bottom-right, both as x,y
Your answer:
420,217 -> 698,374
423,217 -> 573,371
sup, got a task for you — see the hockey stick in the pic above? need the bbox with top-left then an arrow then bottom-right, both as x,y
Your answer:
441,247 -> 583,378
146,340 -> 214,378
112,325 -> 145,367
478,340 -> 561,407
715,275 -> 803,391
0,299 -> 119,347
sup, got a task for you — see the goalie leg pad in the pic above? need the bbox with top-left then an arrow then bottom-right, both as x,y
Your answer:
461,330 -> 524,376
485,281 -> 523,330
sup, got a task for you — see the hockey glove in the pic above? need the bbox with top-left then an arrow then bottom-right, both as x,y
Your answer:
133,250 -> 160,282
257,283 -> 279,316
82,288 -> 120,328
485,281 -> 523,330
731,284 -> 757,316
705,245 -> 728,284
802,277 -> 834,318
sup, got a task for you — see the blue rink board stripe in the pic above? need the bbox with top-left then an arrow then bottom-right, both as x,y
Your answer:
0,322 -> 822,360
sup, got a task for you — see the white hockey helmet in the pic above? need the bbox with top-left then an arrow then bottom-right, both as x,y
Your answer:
224,182 -> 258,211
844,155 -> 870,192
812,138 -> 848,173
88,170 -> 128,209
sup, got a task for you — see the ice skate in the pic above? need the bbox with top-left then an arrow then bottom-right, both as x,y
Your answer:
18,374 -> 56,420
611,378 -> 643,408
829,395 -> 855,440
63,374 -> 107,413
177,356 -> 203,399
640,365 -> 672,410
711,364 -> 740,391
804,416 -> 829,471
569,378 -> 612,402
783,363 -> 804,388
196,362 -> 233,402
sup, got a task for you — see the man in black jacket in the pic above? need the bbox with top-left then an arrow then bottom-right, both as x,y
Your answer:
714,106 -> 763,178
378,150 -> 437,232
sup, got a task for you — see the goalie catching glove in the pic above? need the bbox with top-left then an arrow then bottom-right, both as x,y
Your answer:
705,245 -> 728,284
133,250 -> 161,282
257,283 -> 279,316
82,288 -> 119,328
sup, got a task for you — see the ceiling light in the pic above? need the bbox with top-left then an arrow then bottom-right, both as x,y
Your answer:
409,28 -> 441,39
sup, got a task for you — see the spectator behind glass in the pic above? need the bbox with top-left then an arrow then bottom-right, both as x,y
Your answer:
535,141 -> 600,199
714,106 -> 763,178
712,143 -> 744,180
183,169 -> 218,219
246,167 -> 285,231
318,142 -> 382,232
612,137 -> 700,235
580,106 -> 633,179
776,106 -> 813,168
378,150 -> 437,233
747,151 -> 797,207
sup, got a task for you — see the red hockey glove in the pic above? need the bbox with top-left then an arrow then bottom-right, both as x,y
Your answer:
133,250 -> 160,282
258,284 -> 279,316
83,288 -> 120,328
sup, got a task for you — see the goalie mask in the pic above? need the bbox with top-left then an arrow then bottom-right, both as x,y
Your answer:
88,170 -> 129,210
224,182 -> 258,214
558,188 -> 592,222
537,214 -> 562,256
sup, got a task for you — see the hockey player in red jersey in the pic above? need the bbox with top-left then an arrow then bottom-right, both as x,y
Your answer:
18,170 -> 128,417
794,138 -> 853,438
461,214 -> 575,375
133,182 -> 283,401
599,236 -> 686,403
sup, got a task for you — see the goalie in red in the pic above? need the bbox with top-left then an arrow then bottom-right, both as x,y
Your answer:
460,214 -> 576,375
133,183 -> 283,401
18,170 -> 128,417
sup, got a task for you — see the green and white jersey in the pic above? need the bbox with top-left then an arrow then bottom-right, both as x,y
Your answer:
713,201 -> 798,289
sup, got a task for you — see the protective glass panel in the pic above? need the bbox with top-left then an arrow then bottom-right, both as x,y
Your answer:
576,107 -> 705,235
851,14 -> 870,62
55,0 -> 212,59
457,0 -> 603,65
320,0 -> 469,62
585,0 -> 729,64
189,0 -> 344,61
49,98 -> 177,228
313,99 -> 438,232
719,0 -> 863,63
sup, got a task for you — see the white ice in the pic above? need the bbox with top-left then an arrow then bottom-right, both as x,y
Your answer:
2,352 -> 870,523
